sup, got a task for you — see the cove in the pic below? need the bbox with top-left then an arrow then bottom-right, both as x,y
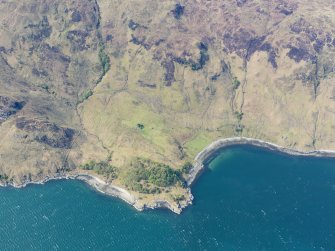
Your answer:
0,145 -> 335,250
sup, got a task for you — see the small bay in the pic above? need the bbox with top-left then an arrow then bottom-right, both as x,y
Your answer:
1,146 -> 334,250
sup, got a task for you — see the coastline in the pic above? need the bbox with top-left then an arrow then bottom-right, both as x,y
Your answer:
0,172 -> 189,214
186,137 -> 335,186
2,137 -> 335,214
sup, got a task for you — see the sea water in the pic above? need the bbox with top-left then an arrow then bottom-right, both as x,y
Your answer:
1,146 -> 334,250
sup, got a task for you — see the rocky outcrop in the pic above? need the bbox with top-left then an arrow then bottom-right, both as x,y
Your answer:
0,96 -> 25,123
16,117 -> 75,149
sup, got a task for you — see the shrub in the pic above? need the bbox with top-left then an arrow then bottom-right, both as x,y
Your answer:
235,124 -> 245,133
99,45 -> 110,74
0,174 -> 9,180
181,162 -> 193,174
78,89 -> 93,103
137,123 -> 144,130
235,111 -> 244,121
40,84 -> 49,91
172,194 -> 185,202
232,77 -> 241,90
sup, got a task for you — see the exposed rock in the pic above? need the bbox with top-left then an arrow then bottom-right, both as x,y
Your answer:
162,60 -> 175,86
137,80 -> 157,89
128,20 -> 140,31
223,29 -> 253,58
313,39 -> 325,53
0,96 -> 25,123
236,0 -> 248,7
67,30 -> 90,52
287,46 -> 314,63
172,4 -> 185,20
16,118 -> 75,149
25,16 -> 52,42
172,42 -> 209,71
71,10 -> 82,22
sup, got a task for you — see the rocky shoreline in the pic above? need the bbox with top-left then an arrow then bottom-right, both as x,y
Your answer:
1,137 -> 335,214
73,174 -> 192,214
0,172 -> 190,214
186,137 -> 335,186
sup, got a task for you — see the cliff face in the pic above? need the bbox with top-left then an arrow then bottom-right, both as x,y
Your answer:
0,0 -> 335,195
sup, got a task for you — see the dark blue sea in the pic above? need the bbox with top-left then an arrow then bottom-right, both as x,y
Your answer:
1,146 -> 335,250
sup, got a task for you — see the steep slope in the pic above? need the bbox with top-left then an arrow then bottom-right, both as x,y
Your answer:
0,0 -> 108,183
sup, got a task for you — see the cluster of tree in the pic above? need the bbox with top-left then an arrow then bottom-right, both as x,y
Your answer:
137,123 -> 144,130
0,174 -> 9,180
124,158 -> 187,194
99,44 -> 110,75
79,160 -> 118,181
234,111 -> 244,121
